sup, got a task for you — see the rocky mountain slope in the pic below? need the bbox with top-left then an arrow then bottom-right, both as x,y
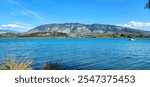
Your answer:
27,23 -> 150,36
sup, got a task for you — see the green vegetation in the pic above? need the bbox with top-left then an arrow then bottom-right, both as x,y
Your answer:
145,0 -> 150,9
19,32 -> 70,38
76,34 -> 150,38
96,34 -> 150,38
0,33 -> 18,38
43,60 -> 66,70
1,32 -> 150,38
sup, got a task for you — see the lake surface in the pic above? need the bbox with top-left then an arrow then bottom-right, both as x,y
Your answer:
0,38 -> 150,70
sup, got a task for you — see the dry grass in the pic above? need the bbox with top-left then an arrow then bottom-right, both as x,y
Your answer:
0,58 -> 32,70
0,55 -> 67,70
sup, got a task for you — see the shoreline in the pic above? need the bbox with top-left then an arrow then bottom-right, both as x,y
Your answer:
0,37 -> 150,39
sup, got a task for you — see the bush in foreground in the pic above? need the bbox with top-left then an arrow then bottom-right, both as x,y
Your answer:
43,60 -> 66,70
0,58 -> 32,70
0,58 -> 66,70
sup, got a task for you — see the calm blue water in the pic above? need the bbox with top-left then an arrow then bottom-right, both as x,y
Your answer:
0,38 -> 150,70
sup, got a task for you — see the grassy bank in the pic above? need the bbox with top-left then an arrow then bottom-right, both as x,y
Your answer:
0,59 -> 66,70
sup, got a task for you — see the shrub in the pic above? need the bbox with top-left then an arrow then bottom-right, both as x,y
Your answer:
43,60 -> 65,70
0,58 -> 32,70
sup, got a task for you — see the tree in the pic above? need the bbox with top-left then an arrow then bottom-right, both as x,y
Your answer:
145,0 -> 150,9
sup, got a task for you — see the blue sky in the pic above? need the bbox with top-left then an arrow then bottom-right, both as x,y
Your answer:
0,0 -> 150,32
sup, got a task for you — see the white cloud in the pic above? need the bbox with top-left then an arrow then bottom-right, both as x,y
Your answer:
0,24 -> 24,29
117,21 -> 150,31
0,22 -> 34,32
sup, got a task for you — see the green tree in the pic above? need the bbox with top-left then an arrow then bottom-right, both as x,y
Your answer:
145,0 -> 150,9
120,34 -> 125,37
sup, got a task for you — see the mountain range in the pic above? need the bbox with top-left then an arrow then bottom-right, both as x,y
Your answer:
27,23 -> 150,36
0,29 -> 17,34
1,23 -> 150,38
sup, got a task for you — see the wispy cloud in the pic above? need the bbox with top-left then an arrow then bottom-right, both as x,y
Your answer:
6,0 -> 20,5
31,0 -> 49,4
6,0 -> 44,21
117,21 -> 150,31
96,0 -> 127,4
10,9 -> 44,20
0,22 -> 34,32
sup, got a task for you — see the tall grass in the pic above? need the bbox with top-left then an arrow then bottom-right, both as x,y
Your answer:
0,58 -> 32,70
43,60 -> 66,70
0,55 -> 66,70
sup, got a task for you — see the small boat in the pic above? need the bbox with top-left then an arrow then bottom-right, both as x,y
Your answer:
129,38 -> 136,41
